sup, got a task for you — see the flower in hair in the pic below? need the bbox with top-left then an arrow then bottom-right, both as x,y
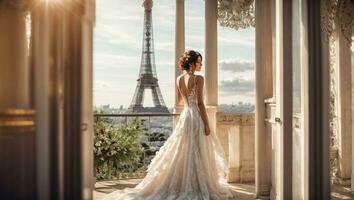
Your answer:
179,59 -> 184,67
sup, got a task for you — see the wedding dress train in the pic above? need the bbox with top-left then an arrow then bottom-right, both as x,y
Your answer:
104,76 -> 235,200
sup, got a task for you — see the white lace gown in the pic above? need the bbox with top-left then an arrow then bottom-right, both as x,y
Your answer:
104,76 -> 235,200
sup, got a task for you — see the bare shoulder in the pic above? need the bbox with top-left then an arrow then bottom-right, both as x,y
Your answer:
176,74 -> 182,83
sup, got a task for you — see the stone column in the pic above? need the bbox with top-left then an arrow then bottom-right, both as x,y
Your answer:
333,26 -> 352,185
81,0 -> 96,199
0,1 -> 35,198
173,0 -> 185,126
205,0 -> 218,135
255,0 -> 273,198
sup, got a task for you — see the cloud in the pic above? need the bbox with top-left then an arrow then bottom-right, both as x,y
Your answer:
94,23 -> 142,48
218,37 -> 254,47
156,61 -> 174,66
218,28 -> 255,47
219,59 -> 254,72
155,42 -> 174,52
93,81 -> 110,93
186,16 -> 204,22
219,77 -> 255,95
186,35 -> 204,44
94,52 -> 140,69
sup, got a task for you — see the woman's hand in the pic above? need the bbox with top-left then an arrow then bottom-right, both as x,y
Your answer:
205,125 -> 210,136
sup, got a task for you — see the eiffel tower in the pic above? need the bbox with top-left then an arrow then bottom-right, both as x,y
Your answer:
127,0 -> 169,114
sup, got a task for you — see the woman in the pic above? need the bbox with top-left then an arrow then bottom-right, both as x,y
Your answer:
104,50 -> 235,200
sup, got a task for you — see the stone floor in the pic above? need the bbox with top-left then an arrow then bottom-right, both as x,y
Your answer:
93,179 -> 354,200
94,179 -> 257,200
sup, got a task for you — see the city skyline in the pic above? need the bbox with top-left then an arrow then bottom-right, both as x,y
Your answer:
94,0 -> 255,108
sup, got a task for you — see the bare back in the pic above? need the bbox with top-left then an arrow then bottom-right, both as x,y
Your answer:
176,74 -> 209,128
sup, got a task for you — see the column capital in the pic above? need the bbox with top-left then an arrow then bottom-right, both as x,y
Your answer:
217,0 -> 255,30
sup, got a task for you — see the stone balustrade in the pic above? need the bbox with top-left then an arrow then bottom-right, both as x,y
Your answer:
216,112 -> 255,183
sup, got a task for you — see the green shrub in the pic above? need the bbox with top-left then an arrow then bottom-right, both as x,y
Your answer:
94,116 -> 146,180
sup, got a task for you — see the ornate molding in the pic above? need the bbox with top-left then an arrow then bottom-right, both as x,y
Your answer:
336,0 -> 354,44
216,112 -> 254,126
321,0 -> 354,45
321,0 -> 337,42
217,0 -> 255,30
325,1 -> 353,182
0,109 -> 35,129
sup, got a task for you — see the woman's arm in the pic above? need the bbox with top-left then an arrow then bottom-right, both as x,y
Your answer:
196,76 -> 210,135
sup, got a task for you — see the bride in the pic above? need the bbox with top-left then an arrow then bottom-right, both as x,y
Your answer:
104,50 -> 235,200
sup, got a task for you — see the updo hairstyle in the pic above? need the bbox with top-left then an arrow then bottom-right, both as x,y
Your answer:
178,50 -> 202,71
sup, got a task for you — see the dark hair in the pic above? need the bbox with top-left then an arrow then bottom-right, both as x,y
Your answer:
178,50 -> 202,71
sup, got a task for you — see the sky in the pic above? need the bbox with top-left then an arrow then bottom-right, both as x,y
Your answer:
94,0 -> 255,108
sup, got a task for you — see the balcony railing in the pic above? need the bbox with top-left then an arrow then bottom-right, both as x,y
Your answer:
94,113 -> 180,132
93,113 -> 179,180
